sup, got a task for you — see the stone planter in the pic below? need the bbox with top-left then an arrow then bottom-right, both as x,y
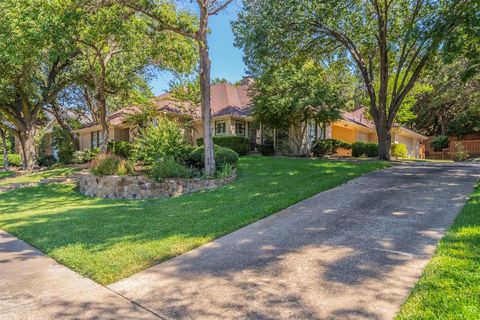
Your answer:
78,172 -> 237,200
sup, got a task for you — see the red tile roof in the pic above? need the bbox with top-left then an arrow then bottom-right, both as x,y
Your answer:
154,82 -> 252,118
340,107 -> 374,128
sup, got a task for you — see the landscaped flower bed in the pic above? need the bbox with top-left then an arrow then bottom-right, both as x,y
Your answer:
79,171 -> 236,200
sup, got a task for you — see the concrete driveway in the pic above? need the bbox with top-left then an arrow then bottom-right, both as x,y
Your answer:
107,162 -> 480,320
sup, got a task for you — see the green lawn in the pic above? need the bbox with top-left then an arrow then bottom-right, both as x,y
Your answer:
0,167 -> 80,186
397,183 -> 480,319
0,156 -> 387,285
0,171 -> 14,180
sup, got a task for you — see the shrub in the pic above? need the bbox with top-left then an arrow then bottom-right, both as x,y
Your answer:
431,135 -> 449,152
72,148 -> 100,164
52,126 -> 76,164
258,144 -> 275,156
276,142 -> 294,156
215,163 -> 234,179
453,143 -> 469,162
189,145 -> 239,170
108,141 -> 133,158
133,118 -> 185,164
37,155 -> 57,167
91,154 -> 134,176
197,136 -> 250,156
149,156 -> 193,181
351,142 -> 366,157
72,151 -> 84,164
391,143 -> 408,158
176,144 -> 197,165
364,143 -> 379,158
0,154 -> 22,167
352,142 -> 378,158
312,139 -> 351,157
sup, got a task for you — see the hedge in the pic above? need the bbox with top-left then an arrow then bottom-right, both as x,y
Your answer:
391,143 -> 408,158
312,139 -> 351,157
197,136 -> 250,156
364,143 -> 379,157
352,142 -> 379,158
189,145 -> 239,169
352,142 -> 367,157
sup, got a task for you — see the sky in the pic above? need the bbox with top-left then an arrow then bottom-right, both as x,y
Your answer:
148,2 -> 247,96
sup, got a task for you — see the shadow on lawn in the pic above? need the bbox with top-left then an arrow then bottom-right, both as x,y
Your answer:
4,160 -> 476,318
100,163 -> 480,320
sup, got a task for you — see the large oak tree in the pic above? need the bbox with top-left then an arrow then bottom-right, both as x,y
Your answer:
233,0 -> 475,159
0,0 -> 79,169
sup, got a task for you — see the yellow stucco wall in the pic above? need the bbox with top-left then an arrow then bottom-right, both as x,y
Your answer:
331,125 -> 356,143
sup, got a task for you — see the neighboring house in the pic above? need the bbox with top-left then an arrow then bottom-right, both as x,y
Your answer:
330,108 -> 427,158
72,78 -> 427,158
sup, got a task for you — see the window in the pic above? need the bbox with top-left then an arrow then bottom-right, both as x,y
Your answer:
235,121 -> 245,136
357,131 -> 369,142
91,131 -> 102,149
308,120 -> 318,143
215,121 -> 226,135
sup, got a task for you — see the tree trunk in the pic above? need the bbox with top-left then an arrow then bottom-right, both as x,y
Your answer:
0,129 -> 9,170
377,124 -> 392,160
439,116 -> 448,136
198,6 -> 215,176
99,115 -> 109,153
18,129 -> 37,170
97,96 -> 109,153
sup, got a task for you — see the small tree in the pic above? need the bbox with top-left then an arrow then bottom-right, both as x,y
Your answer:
72,4 -> 152,153
251,59 -> 342,154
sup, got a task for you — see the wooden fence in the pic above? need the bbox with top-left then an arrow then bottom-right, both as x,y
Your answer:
427,140 -> 480,160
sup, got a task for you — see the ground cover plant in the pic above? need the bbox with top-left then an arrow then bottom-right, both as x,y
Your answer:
0,156 -> 387,285
397,183 -> 480,319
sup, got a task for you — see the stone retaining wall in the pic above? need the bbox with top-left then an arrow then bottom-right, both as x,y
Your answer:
78,173 -> 236,200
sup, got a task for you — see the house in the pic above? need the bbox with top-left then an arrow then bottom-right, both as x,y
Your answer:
330,108 -> 427,158
72,78 -> 427,158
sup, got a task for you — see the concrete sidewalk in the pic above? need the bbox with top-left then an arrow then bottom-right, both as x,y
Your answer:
0,231 -> 157,320
109,162 -> 480,320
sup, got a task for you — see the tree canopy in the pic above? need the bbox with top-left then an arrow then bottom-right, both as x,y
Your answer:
233,0 -> 476,159
410,58 -> 480,136
0,0 -> 80,168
